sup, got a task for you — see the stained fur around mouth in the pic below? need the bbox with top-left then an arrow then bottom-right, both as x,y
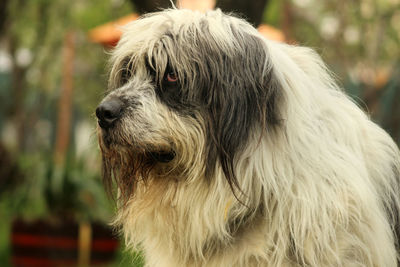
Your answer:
98,132 -> 176,204
149,150 -> 176,162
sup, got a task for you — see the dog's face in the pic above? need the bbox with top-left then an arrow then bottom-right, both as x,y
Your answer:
96,9 -> 279,202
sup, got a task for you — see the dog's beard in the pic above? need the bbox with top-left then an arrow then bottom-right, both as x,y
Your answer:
98,134 -> 175,204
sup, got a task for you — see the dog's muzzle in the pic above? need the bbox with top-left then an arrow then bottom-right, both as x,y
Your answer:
96,98 -> 124,129
96,97 -> 176,163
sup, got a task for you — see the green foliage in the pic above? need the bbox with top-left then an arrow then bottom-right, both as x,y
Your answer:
4,0 -> 133,115
287,0 -> 400,72
0,0 -> 136,264
263,0 -> 282,26
0,198 -> 12,266
5,150 -> 113,222
72,0 -> 133,31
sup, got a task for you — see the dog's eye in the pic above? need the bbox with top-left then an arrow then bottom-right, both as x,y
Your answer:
164,71 -> 178,84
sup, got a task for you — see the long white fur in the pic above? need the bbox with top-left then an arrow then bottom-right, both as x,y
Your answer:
105,8 -> 400,267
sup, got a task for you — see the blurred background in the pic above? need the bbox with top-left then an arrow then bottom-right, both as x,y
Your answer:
0,0 -> 399,266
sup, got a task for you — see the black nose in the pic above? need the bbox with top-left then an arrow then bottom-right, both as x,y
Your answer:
96,98 -> 124,129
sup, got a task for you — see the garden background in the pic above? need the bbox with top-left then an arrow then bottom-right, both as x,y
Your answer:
0,0 -> 399,266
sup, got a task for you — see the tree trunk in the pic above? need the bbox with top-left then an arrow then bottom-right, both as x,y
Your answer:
54,31 -> 75,165
129,0 -> 174,14
9,35 -> 28,152
0,0 -> 9,35
216,0 -> 269,27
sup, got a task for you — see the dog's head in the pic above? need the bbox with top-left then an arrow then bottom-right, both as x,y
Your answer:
96,9 -> 280,202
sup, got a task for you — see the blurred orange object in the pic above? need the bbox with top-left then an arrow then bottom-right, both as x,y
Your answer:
258,24 -> 286,42
88,12 -> 285,47
88,14 -> 139,47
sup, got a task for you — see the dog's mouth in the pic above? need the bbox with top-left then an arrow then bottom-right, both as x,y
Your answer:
149,150 -> 176,163
99,134 -> 176,164
97,124 -> 176,163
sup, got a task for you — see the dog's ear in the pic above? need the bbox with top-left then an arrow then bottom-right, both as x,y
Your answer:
203,32 -> 280,197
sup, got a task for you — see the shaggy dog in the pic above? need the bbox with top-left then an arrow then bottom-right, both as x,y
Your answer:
96,8 -> 400,267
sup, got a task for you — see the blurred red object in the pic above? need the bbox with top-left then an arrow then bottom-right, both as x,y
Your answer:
11,219 -> 119,266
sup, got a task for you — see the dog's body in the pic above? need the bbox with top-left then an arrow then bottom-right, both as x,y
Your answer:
96,9 -> 400,267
